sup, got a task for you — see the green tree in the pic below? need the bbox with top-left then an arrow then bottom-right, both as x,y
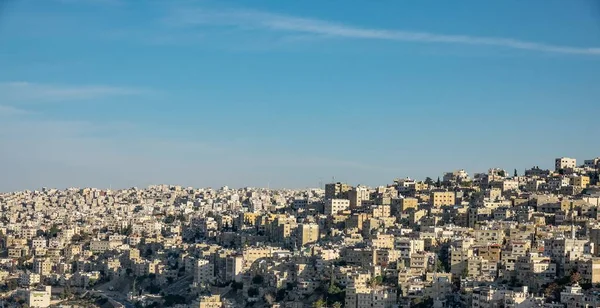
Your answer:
514,169 -> 518,177
312,298 -> 326,308
248,287 -> 259,297
164,215 -> 175,224
231,281 -> 243,290
369,275 -> 383,287
332,302 -> 342,308
252,275 -> 264,285
328,284 -> 342,295
435,259 -> 446,273
544,282 -> 559,302
49,224 -> 61,237
424,177 -> 434,185
276,288 -> 287,301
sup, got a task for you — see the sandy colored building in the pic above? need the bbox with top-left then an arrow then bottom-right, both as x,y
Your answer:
298,223 -> 319,246
430,191 -> 456,207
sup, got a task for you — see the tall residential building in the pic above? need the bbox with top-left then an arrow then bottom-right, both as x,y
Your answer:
555,157 -> 577,171
325,182 -> 351,200
225,254 -> 243,282
194,259 -> 214,285
298,223 -> 319,246
33,258 -> 52,276
348,185 -> 370,208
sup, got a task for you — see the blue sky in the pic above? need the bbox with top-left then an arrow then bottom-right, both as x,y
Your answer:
0,0 -> 599,191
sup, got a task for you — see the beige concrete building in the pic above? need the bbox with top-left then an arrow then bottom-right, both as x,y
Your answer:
33,258 -> 52,276
475,229 -> 504,246
225,254 -> 243,282
297,223 -> 319,246
90,240 -> 110,253
556,157 -> 577,171
370,205 -> 391,218
571,175 -> 590,188
430,191 -> 455,207
28,286 -> 51,308
243,247 -> 273,269
194,259 -> 214,285
515,253 -> 556,290
324,199 -> 350,216
325,182 -> 351,199
348,185 -> 370,208
346,213 -> 371,231
450,247 -> 473,277
397,198 -> 418,214
370,234 -> 394,250
194,294 -> 222,308
345,285 -> 397,308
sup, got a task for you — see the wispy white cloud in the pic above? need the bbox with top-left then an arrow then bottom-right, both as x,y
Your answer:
0,105 -> 29,116
0,81 -> 147,102
167,8 -> 600,56
54,0 -> 123,6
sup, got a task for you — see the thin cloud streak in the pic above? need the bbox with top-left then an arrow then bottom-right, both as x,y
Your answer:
0,81 -> 147,102
54,0 -> 123,6
0,105 -> 29,116
169,8 -> 600,55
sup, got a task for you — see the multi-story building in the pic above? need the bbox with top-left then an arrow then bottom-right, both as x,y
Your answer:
194,259 -> 214,285
325,182 -> 351,200
571,175 -> 590,188
515,253 -> 556,290
225,254 -> 243,282
20,272 -> 41,286
348,185 -> 370,208
193,294 -> 222,308
28,286 -> 51,308
430,191 -> 455,207
324,199 -> 350,216
33,258 -> 52,276
450,246 -> 473,277
297,223 -> 319,246
345,285 -> 397,308
556,157 -> 577,171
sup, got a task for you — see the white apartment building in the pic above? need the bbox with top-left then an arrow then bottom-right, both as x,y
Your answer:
345,286 -> 397,308
324,199 -> 350,216
556,157 -> 577,171
225,255 -> 244,282
194,259 -> 215,285
31,238 -> 47,249
28,286 -> 51,308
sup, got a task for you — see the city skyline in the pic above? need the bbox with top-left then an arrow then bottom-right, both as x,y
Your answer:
0,155 -> 594,192
1,0 -> 599,191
